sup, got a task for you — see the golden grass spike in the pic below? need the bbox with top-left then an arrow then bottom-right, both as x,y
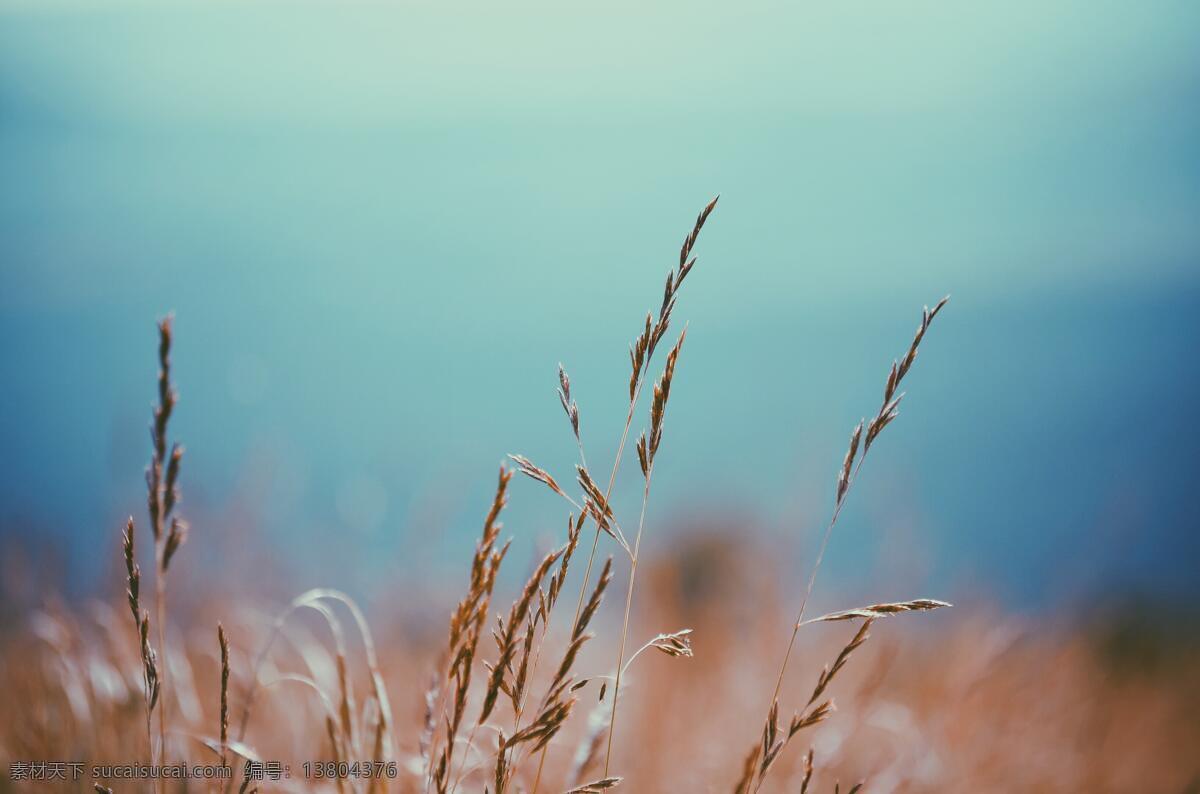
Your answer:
566,778 -> 622,793
509,454 -> 567,498
480,546 -> 563,724
218,623 -> 230,768
799,749 -> 814,794
558,364 -> 581,441
808,599 -> 952,624
807,620 -> 872,710
648,629 -> 693,658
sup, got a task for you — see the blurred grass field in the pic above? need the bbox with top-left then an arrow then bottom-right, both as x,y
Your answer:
3,528 -> 1199,792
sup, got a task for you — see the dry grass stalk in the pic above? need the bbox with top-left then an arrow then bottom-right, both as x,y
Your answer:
746,297 -> 951,791
566,777 -> 622,793
139,613 -> 160,727
503,698 -> 575,753
504,550 -> 562,680
509,454 -> 568,500
456,545 -> 563,791
547,558 -> 612,710
567,196 -> 719,663
326,715 -> 348,794
803,620 -> 871,714
430,467 -> 513,794
336,652 -> 356,759
368,705 -> 387,794
646,628 -> 693,659
558,364 -> 581,445
807,599 -> 952,625
606,326 -> 689,776
524,558 -> 615,793
575,465 -> 625,552
419,670 -> 440,780
521,560 -> 613,783
615,628 -> 695,678
547,513 -> 585,614
639,329 -> 685,477
835,422 -> 863,507
799,748 -> 814,794
501,514 -> 589,790
510,620 -> 537,707
865,296 -> 949,452
218,623 -> 230,769
122,517 -> 159,761
757,621 -> 872,783
146,316 -> 182,551
493,731 -> 507,793
143,315 -> 186,771
509,198 -> 716,789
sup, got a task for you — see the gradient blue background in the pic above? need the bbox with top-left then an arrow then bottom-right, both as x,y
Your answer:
2,1 -> 1198,608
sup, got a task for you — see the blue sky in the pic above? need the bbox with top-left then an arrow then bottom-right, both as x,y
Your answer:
2,1 -> 1198,607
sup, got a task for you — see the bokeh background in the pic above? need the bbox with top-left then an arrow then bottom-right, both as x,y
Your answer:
2,0 -> 1199,613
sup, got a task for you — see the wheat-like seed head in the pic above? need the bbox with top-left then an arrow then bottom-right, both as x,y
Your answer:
508,454 -> 566,498
504,698 -> 576,753
122,518 -> 140,623
147,316 -> 181,544
806,619 -> 872,710
836,422 -> 864,507
217,622 -> 230,770
558,364 -> 581,441
548,512 -> 586,611
809,599 -> 952,624
480,546 -> 563,724
648,629 -> 694,658
566,777 -> 622,793
139,614 -> 159,711
866,296 -> 949,451
644,329 -> 686,474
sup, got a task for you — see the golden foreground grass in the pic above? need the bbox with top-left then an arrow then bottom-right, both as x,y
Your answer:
3,199 -> 1199,792
5,551 -> 1200,793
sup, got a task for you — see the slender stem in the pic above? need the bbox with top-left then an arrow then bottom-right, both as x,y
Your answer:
604,469 -> 653,777
569,390 -> 640,632
154,562 -> 168,791
532,379 -> 645,793
500,618 -> 551,788
422,665 -> 451,794
571,374 -> 644,626
620,637 -> 660,676
236,614 -> 290,743
528,525 -> 599,794
144,692 -> 153,772
752,454 -> 868,793
530,746 -> 549,794
575,439 -> 590,480
448,723 -> 481,794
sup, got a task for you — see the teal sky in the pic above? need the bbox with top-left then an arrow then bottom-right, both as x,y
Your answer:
2,1 -> 1198,608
